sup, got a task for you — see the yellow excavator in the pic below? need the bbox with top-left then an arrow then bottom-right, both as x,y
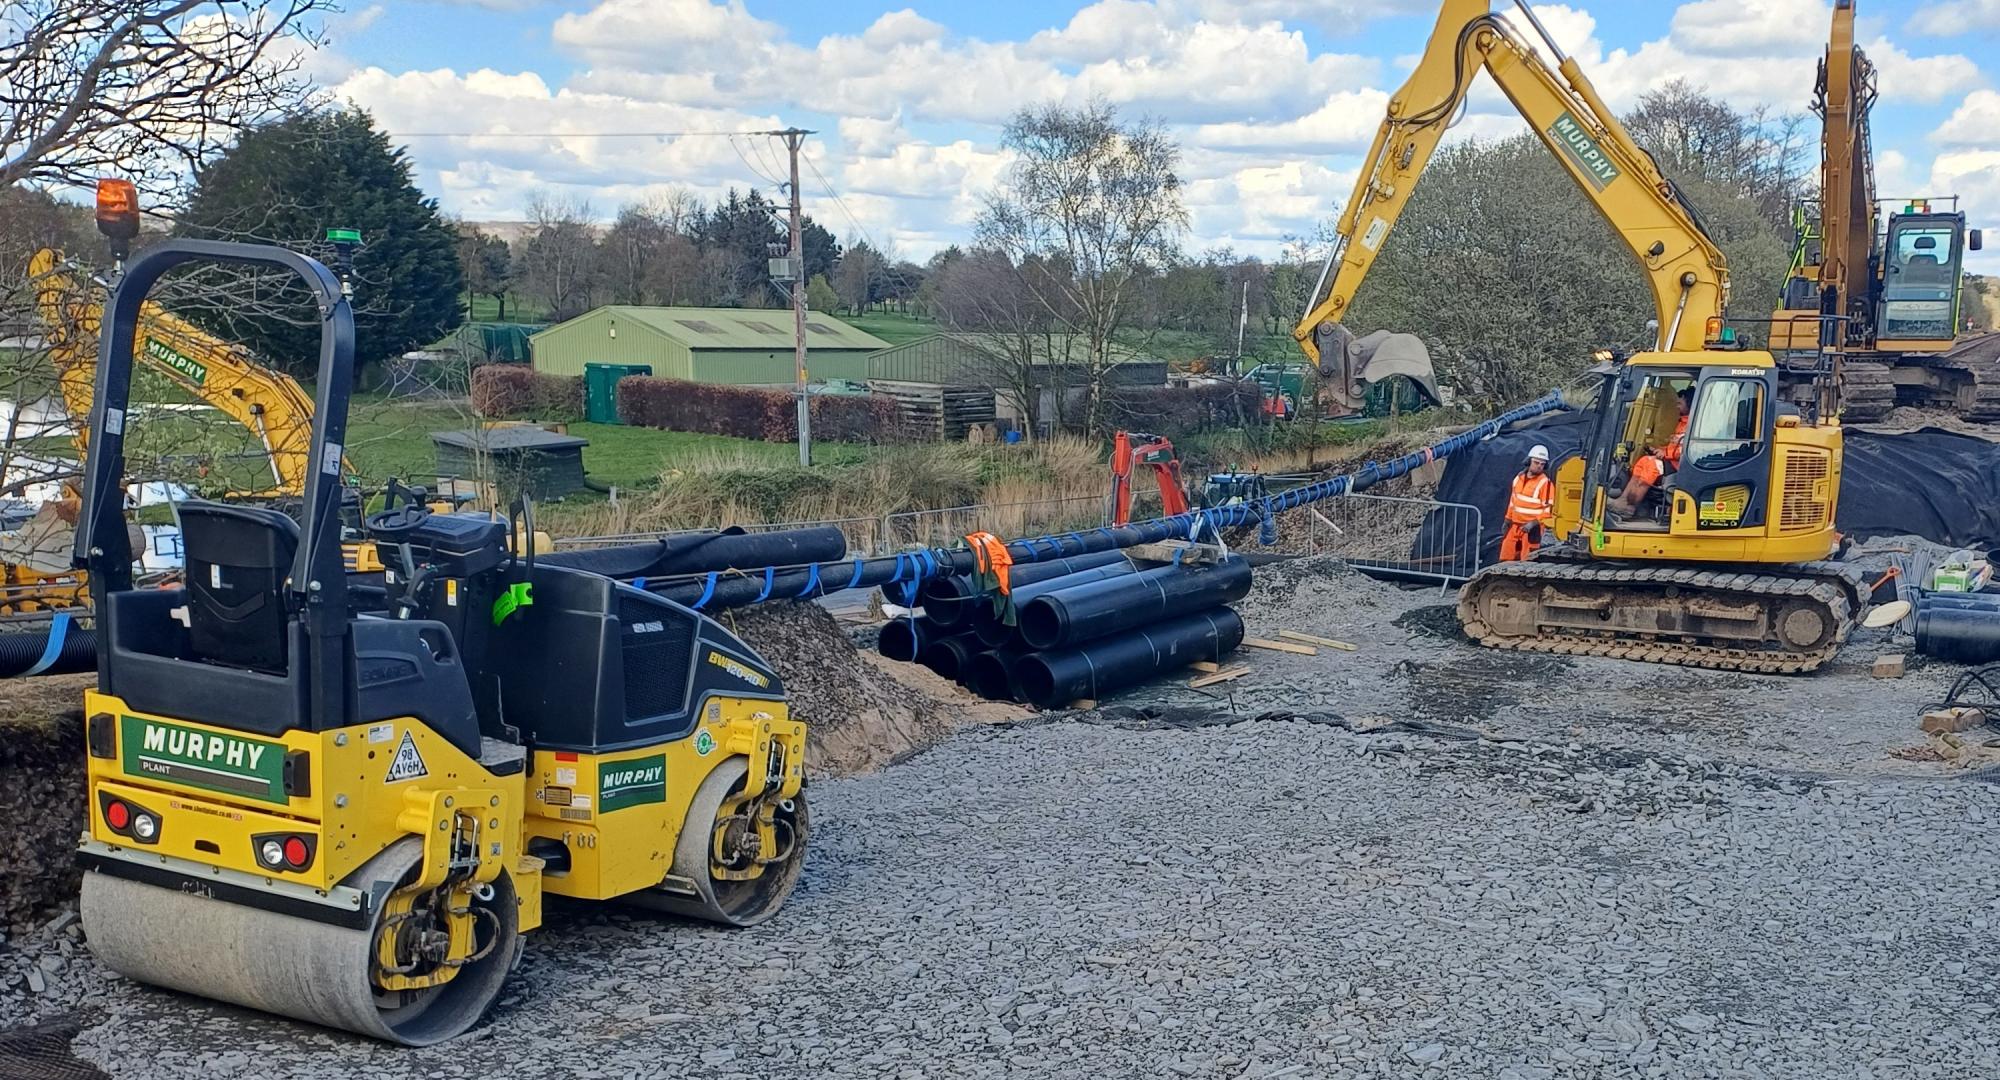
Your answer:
1304,0 -> 1865,672
1770,0 -> 1995,422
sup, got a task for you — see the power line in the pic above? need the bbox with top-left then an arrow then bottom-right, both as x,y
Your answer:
802,154 -> 881,253
386,128 -> 796,139
727,133 -> 789,188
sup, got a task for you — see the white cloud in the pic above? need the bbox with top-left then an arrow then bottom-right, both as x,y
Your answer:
1935,89 -> 2000,146
1907,0 -> 2000,35
1193,89 -> 1390,153
1667,0 -> 1827,57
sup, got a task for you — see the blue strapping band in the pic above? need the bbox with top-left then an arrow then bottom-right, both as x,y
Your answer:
846,558 -> 866,589
25,613 -> 69,676
632,577 -> 646,591
753,566 -> 776,603
795,562 -> 821,598
692,573 -> 718,610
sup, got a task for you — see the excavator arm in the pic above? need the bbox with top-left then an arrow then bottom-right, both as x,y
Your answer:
29,248 -> 331,495
1296,0 -> 1732,390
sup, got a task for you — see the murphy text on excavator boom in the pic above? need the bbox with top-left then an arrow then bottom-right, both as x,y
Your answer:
1770,0 -> 1996,422
72,237 -> 809,1044
1318,0 -> 1868,673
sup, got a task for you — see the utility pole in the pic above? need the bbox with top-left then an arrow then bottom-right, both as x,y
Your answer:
1233,281 -> 1249,376
779,127 -> 814,466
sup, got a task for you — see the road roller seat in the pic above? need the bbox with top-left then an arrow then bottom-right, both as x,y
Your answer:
178,500 -> 298,673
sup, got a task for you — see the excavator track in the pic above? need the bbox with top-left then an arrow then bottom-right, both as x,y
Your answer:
1842,333 -> 2000,423
1457,559 -> 1868,674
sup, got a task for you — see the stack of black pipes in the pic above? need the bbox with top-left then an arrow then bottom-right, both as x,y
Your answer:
1914,589 -> 2000,663
879,551 -> 1252,707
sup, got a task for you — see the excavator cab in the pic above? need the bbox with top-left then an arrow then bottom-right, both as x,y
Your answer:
1879,210 -> 1976,346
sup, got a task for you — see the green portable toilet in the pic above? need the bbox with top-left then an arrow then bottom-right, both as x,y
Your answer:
584,362 -> 652,424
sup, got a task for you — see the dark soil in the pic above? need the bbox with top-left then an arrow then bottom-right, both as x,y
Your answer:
0,675 -> 91,931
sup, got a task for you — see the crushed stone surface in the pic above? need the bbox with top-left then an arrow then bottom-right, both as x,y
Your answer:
7,553 -> 2000,1077
22,715 -> 2000,1079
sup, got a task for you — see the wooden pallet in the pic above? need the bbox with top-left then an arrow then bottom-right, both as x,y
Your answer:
868,380 -> 997,441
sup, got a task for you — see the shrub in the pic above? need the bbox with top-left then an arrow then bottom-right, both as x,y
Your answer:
616,376 -> 902,443
471,365 -> 582,420
1105,381 -> 1265,437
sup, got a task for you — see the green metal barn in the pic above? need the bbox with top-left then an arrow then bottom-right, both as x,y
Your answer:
529,307 -> 888,385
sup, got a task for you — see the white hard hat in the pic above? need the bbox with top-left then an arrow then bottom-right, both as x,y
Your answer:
1528,444 -> 1550,462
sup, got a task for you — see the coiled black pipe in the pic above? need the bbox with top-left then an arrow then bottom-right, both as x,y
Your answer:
1916,604 -> 2000,664
1013,607 -> 1245,708
966,648 -> 1027,702
970,560 -> 1139,648
1017,558 -> 1253,651
0,625 -> 98,678
918,634 -> 979,684
917,550 -> 1131,628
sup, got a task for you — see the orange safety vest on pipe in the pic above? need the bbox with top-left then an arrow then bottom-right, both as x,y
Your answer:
1505,471 -> 1555,525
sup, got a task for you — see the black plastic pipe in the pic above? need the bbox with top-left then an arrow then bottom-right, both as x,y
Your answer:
971,560 -> 1140,648
966,648 -> 1027,702
1916,604 -> 2000,663
0,626 -> 98,678
918,634 -> 979,683
917,550 -> 1131,628
1915,591 -> 2000,611
1013,607 -> 1246,708
647,392 -> 1567,612
878,619 -> 972,663
1017,557 -> 1253,651
543,526 -> 848,580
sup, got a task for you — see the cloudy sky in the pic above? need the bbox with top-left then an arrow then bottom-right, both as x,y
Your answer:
311,0 -> 2000,271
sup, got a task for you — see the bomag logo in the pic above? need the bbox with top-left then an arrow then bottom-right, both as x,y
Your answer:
706,650 -> 770,688
1547,112 -> 1621,191
144,338 -> 209,386
597,754 -> 666,812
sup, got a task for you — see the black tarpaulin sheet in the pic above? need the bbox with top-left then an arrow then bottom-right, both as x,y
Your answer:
1412,419 -> 2000,570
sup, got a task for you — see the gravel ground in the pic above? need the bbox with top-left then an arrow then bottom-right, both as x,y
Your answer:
9,551 -> 2000,1076
14,714 -> 1996,1078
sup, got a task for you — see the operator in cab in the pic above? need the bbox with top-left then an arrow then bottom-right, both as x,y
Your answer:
1611,386 -> 1692,516
1500,444 -> 1556,561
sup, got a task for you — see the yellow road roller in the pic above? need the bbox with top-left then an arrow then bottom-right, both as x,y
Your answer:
70,238 -> 807,1044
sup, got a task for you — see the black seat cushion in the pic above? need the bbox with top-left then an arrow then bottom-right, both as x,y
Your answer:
179,501 -> 298,672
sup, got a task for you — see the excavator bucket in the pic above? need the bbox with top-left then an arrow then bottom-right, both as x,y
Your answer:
1315,325 -> 1444,417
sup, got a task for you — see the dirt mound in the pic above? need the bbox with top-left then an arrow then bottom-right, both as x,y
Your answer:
722,602 -> 1025,776
0,674 -> 91,931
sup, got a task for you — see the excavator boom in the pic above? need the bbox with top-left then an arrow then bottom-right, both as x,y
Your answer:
1297,0 -> 1731,380
29,248 -> 329,495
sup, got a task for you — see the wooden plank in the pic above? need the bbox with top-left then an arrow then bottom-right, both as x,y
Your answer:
1243,636 -> 1318,656
1188,660 -> 1221,673
1189,664 -> 1252,688
1068,698 -> 1098,710
1278,630 -> 1358,652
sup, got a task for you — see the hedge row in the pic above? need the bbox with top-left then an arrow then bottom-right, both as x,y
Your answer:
1106,381 -> 1267,436
617,376 -> 902,443
470,365 -> 583,421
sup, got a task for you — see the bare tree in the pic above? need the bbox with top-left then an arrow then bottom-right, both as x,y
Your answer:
1,0 -> 328,202
976,101 -> 1188,436
515,192 -> 599,321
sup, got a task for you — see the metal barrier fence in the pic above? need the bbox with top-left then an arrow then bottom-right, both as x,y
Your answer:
882,495 -> 1108,554
1285,493 -> 1483,589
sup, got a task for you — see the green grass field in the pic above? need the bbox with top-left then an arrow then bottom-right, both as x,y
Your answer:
844,310 -> 937,346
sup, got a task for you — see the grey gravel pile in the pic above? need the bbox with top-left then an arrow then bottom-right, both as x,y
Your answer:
23,714 -> 1997,1078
